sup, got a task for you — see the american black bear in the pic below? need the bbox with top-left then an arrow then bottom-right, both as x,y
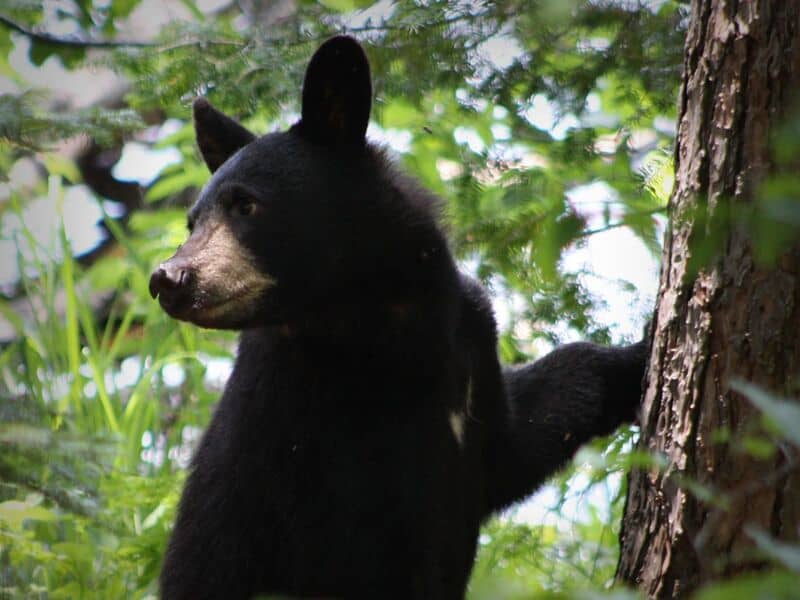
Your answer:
149,35 -> 648,599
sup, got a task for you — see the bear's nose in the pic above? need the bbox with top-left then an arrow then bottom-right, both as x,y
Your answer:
149,262 -> 191,300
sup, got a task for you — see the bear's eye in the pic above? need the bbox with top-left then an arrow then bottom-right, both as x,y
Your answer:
235,200 -> 258,217
228,188 -> 259,218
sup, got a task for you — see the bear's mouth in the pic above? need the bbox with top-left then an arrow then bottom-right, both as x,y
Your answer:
152,289 -> 194,322
158,288 -> 266,330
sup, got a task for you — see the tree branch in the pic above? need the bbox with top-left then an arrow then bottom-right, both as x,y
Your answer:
0,14 -> 151,48
340,10 -> 493,35
579,207 -> 665,238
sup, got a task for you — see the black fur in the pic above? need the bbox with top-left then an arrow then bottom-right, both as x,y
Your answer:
193,97 -> 256,173
151,36 -> 648,599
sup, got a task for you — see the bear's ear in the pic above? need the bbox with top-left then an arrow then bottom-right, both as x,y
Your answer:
295,35 -> 372,147
193,98 -> 256,173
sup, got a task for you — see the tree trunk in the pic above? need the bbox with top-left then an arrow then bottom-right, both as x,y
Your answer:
616,1 -> 800,597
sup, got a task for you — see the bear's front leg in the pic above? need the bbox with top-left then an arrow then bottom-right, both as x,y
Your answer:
485,337 -> 648,513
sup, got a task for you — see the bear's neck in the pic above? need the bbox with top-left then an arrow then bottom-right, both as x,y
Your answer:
232,295 -> 458,399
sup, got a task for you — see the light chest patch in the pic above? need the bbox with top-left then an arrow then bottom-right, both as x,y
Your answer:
449,411 -> 465,447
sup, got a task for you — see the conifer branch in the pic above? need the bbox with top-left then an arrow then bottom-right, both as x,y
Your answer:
579,207 -> 665,238
0,14 -> 151,48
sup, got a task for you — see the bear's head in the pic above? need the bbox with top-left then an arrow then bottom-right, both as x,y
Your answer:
149,36 -> 451,331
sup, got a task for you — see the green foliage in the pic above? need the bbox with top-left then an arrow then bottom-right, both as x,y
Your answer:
2,0 -> 682,336
681,382 -> 800,596
468,428 -> 640,595
96,0 -> 678,342
732,380 -> 800,448
0,92 -> 143,150
672,107 -> 800,277
144,122 -> 210,203
0,178 -> 235,596
693,571 -> 798,600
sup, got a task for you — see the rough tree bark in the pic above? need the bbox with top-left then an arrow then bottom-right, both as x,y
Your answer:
616,1 -> 800,597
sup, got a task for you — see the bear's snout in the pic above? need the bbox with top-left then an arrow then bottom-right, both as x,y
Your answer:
149,260 -> 192,307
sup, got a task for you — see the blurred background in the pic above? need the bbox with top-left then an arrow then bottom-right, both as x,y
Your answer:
0,1 -> 680,597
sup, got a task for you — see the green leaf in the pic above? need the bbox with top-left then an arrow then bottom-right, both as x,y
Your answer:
732,380 -> 800,447
694,570 -> 798,600
381,99 -> 421,129
317,0 -> 373,11
111,0 -> 141,18
52,542 -> 92,564
29,39 -> 85,68
146,162 -> 207,202
0,299 -> 25,337
740,435 -> 777,460
0,496 -> 56,529
29,39 -> 58,66
745,526 -> 800,572
42,152 -> 81,183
